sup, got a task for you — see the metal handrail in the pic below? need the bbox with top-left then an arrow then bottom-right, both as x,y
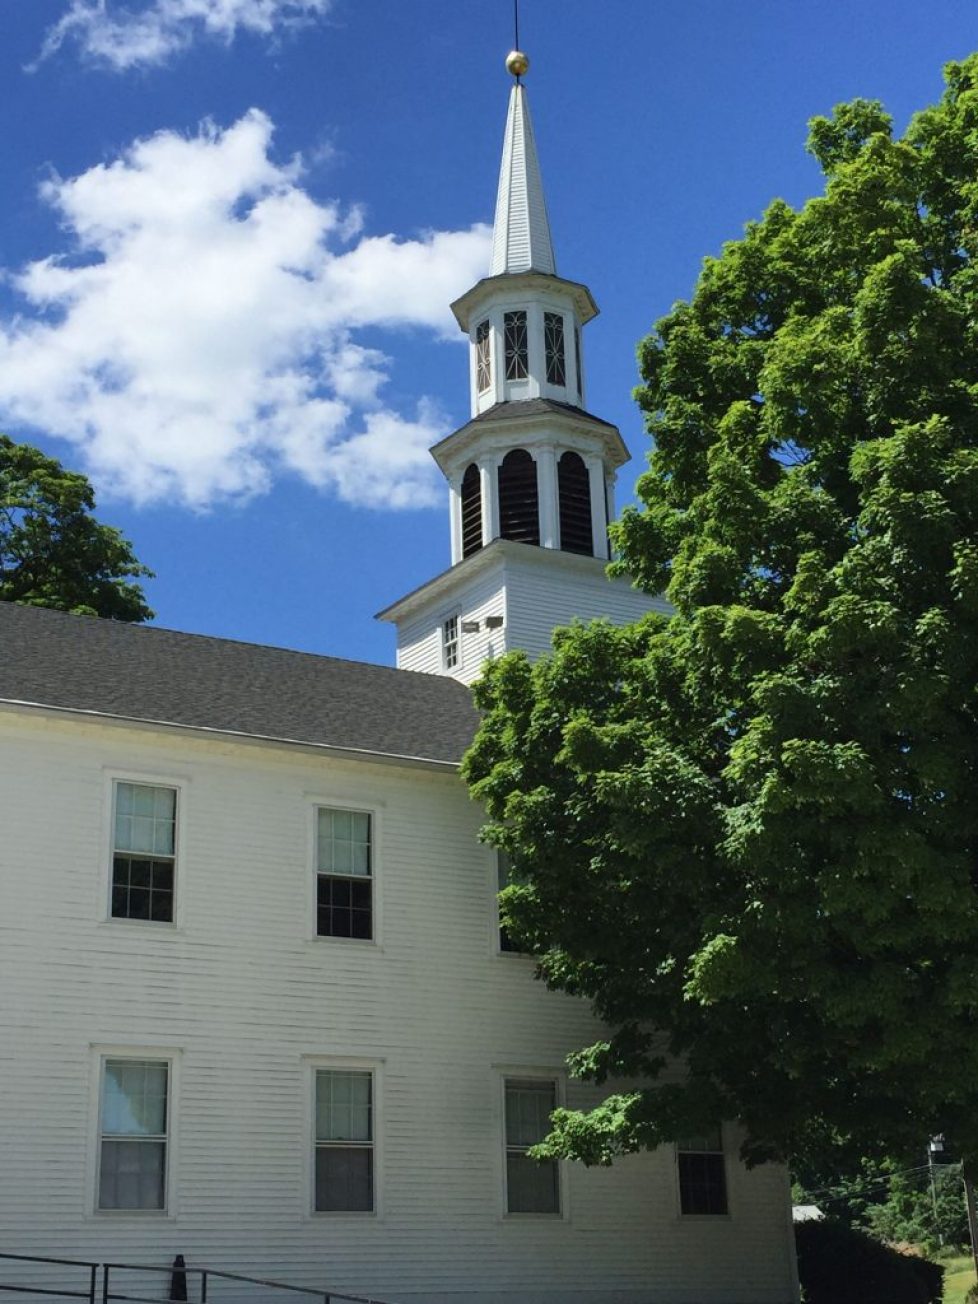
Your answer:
1,1257 -> 397,1304
0,1253 -> 99,1304
102,1261 -> 398,1304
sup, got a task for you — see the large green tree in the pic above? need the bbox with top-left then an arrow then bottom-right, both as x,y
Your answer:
0,436 -> 152,621
463,57 -> 978,1170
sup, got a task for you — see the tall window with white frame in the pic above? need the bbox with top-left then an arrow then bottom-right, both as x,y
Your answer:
504,1078 -> 560,1214
544,311 -> 566,386
314,1069 -> 374,1212
504,311 -> 528,380
111,782 -> 177,922
677,1128 -> 728,1215
442,615 -> 459,671
475,319 -> 492,393
98,1058 -> 169,1211
316,808 -> 372,940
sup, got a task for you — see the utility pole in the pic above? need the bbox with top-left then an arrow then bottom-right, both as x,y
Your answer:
927,1137 -> 944,1248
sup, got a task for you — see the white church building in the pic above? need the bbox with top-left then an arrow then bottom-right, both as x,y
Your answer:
0,52 -> 799,1304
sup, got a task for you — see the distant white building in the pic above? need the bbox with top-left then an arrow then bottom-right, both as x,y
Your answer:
0,50 -> 799,1304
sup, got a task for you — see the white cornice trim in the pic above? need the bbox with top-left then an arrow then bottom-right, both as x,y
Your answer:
376,538 -> 650,626
429,408 -> 629,478
0,698 -> 463,772
451,272 -> 598,333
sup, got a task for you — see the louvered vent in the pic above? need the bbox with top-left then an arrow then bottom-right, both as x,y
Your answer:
498,449 -> 540,546
558,451 -> 593,555
461,463 -> 483,558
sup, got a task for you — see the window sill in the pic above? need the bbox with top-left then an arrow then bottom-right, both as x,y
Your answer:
98,919 -> 181,935
306,1209 -> 380,1220
501,1211 -> 567,1222
309,935 -> 382,950
90,1209 -> 176,1219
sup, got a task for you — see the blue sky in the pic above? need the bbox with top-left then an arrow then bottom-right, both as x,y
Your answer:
2,0 -> 976,663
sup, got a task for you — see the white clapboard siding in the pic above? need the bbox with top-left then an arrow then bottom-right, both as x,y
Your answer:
503,550 -> 670,663
0,710 -> 798,1304
396,568 -> 507,684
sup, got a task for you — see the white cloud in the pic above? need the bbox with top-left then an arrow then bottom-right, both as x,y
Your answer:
37,0 -> 333,71
0,111 -> 491,512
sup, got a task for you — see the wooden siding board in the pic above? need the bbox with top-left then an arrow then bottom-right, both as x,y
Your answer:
0,713 -> 797,1304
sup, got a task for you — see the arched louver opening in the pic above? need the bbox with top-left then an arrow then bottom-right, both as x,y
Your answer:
498,449 -> 540,546
461,463 -> 483,558
558,451 -> 593,555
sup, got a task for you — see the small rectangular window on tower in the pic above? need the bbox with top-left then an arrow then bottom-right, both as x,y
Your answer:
544,312 -> 566,386
504,311 -> 528,380
443,615 -> 459,670
475,319 -> 492,393
574,323 -> 583,398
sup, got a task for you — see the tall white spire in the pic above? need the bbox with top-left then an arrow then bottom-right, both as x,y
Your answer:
489,83 -> 556,277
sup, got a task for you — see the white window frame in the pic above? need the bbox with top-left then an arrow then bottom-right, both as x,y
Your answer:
307,795 -> 383,946
89,1046 -> 180,1218
675,1124 -> 731,1219
442,614 -> 460,672
475,318 -> 492,393
497,1069 -> 567,1220
102,771 -> 188,929
305,1057 -> 383,1218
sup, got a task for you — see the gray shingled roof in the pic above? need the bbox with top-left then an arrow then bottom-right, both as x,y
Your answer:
0,602 -> 481,766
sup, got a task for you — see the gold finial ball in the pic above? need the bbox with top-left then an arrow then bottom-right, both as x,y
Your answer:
506,49 -> 530,77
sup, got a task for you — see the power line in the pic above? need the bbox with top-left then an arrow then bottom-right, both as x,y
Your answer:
799,1162 -> 953,1202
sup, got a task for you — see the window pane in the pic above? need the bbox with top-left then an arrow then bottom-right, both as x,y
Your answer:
350,812 -> 370,844
317,876 -> 372,938
99,1139 -> 165,1210
318,808 -> 371,877
507,1152 -> 559,1214
679,1152 -> 728,1215
505,1081 -> 554,1147
476,319 -> 491,392
504,311 -> 528,380
544,312 -> 566,386
316,1070 -> 372,1141
679,1127 -> 724,1153
315,1146 -> 373,1212
112,857 -> 174,923
103,1060 -> 168,1135
115,784 -> 175,856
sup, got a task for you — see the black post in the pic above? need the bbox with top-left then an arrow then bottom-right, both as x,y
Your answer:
200,1272 -> 207,1304
169,1257 -> 188,1304
101,1267 -> 109,1304
89,1265 -> 98,1304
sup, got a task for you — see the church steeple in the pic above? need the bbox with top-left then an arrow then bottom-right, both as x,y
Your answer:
489,81 -> 556,277
436,50 -> 626,565
377,47 -> 662,685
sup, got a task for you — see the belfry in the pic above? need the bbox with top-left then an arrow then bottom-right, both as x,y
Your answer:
378,49 -> 665,683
